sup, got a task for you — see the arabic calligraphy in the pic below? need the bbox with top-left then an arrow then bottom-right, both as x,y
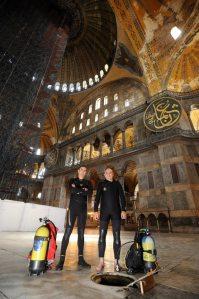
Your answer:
144,97 -> 182,132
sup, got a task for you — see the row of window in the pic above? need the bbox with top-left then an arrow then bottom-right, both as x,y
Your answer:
18,121 -> 41,128
47,64 -> 109,93
72,99 -> 130,134
80,93 -> 119,119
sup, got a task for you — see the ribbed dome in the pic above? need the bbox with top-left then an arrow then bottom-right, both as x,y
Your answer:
51,0 -> 117,93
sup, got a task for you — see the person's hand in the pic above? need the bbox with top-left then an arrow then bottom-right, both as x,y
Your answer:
121,211 -> 127,220
94,212 -> 99,221
83,187 -> 88,191
71,184 -> 76,188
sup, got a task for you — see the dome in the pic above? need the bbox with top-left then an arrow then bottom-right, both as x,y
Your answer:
52,0 -> 117,94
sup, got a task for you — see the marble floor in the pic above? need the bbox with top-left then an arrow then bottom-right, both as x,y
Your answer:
0,229 -> 199,299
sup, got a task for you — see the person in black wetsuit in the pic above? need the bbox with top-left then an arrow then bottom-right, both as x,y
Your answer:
94,166 -> 126,272
56,166 -> 93,270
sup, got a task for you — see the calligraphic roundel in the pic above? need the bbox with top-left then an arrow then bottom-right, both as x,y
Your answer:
144,97 -> 182,132
44,148 -> 58,169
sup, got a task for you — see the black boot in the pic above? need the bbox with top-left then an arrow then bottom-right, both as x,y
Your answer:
78,256 -> 91,268
55,255 -> 65,271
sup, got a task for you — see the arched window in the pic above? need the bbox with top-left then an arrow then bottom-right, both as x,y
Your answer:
95,98 -> 101,110
62,83 -> 67,92
69,83 -> 74,92
113,104 -> 118,112
54,82 -> 60,91
190,105 -> 199,132
76,82 -> 81,91
104,96 -> 108,105
80,112 -> 84,119
88,104 -> 92,114
104,109 -> 108,117
113,130 -> 123,151
100,70 -> 104,78
65,148 -> 73,166
83,80 -> 87,89
72,126 -> 75,134
79,123 -> 82,130
95,74 -> 99,82
125,124 -> 134,148
114,93 -> 118,101
82,143 -> 91,161
104,64 -> 109,72
86,119 -> 90,126
36,148 -> 41,155
125,99 -> 130,107
89,78 -> 94,86
95,114 -> 99,122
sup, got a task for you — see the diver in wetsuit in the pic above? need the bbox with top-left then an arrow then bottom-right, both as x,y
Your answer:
94,166 -> 126,272
56,166 -> 93,270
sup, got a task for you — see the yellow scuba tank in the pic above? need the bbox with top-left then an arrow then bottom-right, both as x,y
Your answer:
141,229 -> 157,272
29,225 -> 49,276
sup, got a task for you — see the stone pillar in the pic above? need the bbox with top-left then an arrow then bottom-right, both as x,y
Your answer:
80,146 -> 84,162
156,218 -> 160,232
72,148 -> 75,165
122,130 -> 126,149
110,135 -> 114,153
99,140 -> 102,157
89,143 -> 92,160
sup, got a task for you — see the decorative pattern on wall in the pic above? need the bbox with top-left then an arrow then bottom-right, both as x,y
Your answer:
144,97 -> 182,132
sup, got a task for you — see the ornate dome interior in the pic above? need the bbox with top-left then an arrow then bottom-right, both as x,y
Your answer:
41,0 -> 199,152
49,0 -> 117,94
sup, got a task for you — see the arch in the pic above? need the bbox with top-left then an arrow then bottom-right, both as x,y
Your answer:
82,143 -> 91,161
113,129 -> 123,152
157,213 -> 169,232
65,147 -> 74,166
102,132 -> 111,156
147,214 -> 157,231
74,146 -> 82,165
89,168 -> 100,190
125,124 -> 134,148
137,214 -> 147,228
190,106 -> 199,132
91,137 -> 100,159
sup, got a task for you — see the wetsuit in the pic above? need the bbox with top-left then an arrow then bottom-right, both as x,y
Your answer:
94,179 -> 126,260
58,177 -> 93,266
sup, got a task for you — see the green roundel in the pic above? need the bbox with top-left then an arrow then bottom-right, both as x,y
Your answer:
144,97 -> 182,132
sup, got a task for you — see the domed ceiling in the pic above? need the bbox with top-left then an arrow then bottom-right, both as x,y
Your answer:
49,0 -> 117,94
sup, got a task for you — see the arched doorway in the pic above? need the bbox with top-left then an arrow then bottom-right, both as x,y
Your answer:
123,161 -> 138,210
158,213 -> 169,232
147,214 -> 157,231
138,214 -> 147,228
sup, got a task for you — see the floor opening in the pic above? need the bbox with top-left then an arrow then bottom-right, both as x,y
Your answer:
91,273 -> 134,287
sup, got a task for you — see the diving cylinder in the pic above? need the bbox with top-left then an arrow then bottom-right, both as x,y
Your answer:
141,234 -> 157,272
29,225 -> 49,275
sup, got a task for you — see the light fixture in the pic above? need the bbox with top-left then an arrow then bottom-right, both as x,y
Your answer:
170,26 -> 182,40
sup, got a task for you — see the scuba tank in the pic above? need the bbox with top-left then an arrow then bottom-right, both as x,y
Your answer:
141,228 -> 157,273
28,217 -> 58,276
124,227 -> 157,274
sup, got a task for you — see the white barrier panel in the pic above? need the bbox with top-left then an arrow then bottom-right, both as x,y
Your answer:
0,200 -> 66,232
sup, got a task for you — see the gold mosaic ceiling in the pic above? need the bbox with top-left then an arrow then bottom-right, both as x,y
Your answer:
109,0 -> 199,94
